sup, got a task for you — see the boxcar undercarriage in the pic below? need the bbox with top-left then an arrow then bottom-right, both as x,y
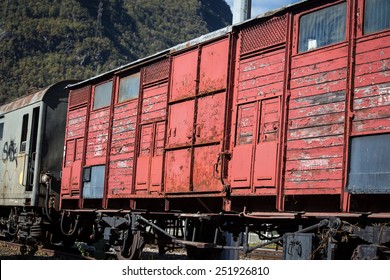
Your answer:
58,207 -> 390,260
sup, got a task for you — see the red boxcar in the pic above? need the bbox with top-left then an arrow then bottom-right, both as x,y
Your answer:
60,0 -> 390,259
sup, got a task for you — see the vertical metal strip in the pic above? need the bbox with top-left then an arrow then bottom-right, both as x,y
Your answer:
222,33 -> 237,187
147,122 -> 157,194
60,99 -> 68,209
189,46 -> 202,192
102,78 -> 117,208
250,101 -> 261,194
277,12 -> 293,211
79,85 -> 92,209
223,32 -> 239,211
131,69 -> 145,199
342,0 -> 358,212
162,55 -> 173,196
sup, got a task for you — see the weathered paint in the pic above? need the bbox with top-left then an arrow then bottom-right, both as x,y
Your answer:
285,39 -> 348,194
86,109 -> 110,164
199,39 -> 229,93
353,31 -> 390,135
107,99 -> 138,197
134,122 -> 165,194
230,26 -> 284,194
166,101 -> 195,148
237,49 -> 285,101
195,92 -> 226,144
230,97 -> 281,193
58,0 -> 390,214
193,145 -> 221,192
141,83 -> 168,122
165,149 -> 191,193
169,49 -> 198,102
0,82 -> 72,208
61,86 -> 89,199
164,37 -> 229,194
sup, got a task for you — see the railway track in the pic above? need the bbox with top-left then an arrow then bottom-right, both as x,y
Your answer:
0,239 -> 282,260
0,240 -> 93,260
243,248 -> 283,260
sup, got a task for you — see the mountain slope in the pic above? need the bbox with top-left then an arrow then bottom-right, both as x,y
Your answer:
0,0 -> 232,103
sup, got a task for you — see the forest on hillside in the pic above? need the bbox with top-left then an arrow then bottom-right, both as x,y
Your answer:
0,0 -> 232,103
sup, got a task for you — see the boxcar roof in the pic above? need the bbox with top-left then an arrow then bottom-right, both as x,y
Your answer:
67,0 -> 309,90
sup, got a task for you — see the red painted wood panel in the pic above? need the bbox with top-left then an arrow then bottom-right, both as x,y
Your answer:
134,122 -> 165,194
141,83 -> 168,122
195,92 -> 226,144
230,101 -> 256,188
284,180 -> 342,192
61,167 -> 71,195
107,100 -> 138,197
70,160 -> 82,194
230,97 -> 281,191
288,112 -> 344,130
253,98 -> 280,189
165,149 -> 191,193
166,101 -> 194,148
75,138 -> 84,161
353,33 -> 390,135
285,45 -> 347,194
61,102 -> 88,198
287,136 -> 344,150
107,159 -> 134,197
253,141 -> 278,188
230,144 -> 253,189
135,124 -> 153,192
64,140 -> 75,167
150,122 -> 165,193
170,49 -> 198,102
237,49 -> 285,101
193,145 -> 221,192
86,109 -> 110,164
66,107 -> 87,138
199,39 -> 229,93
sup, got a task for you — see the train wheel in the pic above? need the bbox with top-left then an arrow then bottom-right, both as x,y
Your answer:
115,230 -> 144,260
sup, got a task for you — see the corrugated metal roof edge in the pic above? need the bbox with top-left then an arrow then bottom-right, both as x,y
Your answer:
66,0 -> 309,90
0,80 -> 75,115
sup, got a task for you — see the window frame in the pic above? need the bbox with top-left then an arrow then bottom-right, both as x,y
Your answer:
294,1 -> 349,54
20,114 -> 29,153
347,133 -> 390,194
117,72 -> 141,104
82,165 -> 105,199
0,122 -> 4,141
362,0 -> 390,36
92,80 -> 113,111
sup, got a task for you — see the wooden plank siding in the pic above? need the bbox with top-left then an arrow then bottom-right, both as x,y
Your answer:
284,45 -> 348,194
106,100 -> 138,197
353,33 -> 390,135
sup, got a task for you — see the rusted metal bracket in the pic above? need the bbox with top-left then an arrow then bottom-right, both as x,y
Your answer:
246,219 -> 330,253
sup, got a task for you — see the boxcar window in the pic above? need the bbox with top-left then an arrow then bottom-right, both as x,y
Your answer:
364,0 -> 390,34
118,72 -> 140,103
82,165 -> 105,199
347,134 -> 390,194
20,114 -> 29,152
93,81 -> 113,110
0,122 -> 3,140
298,2 -> 347,52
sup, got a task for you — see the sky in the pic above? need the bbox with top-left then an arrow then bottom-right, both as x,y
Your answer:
226,0 -> 301,18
